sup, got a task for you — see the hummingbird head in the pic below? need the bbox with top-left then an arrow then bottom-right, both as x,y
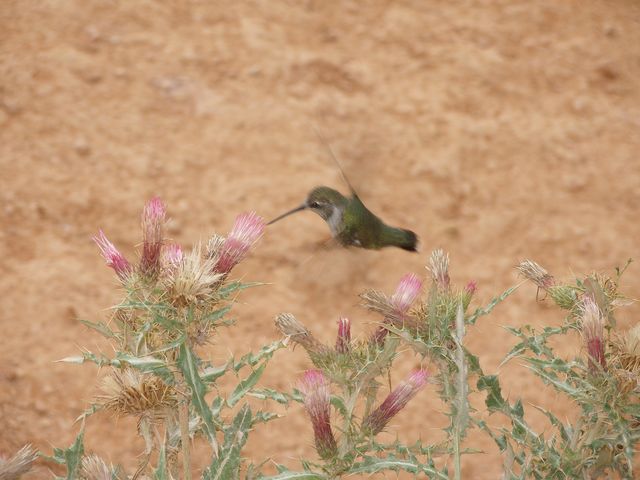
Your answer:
266,186 -> 348,226
305,186 -> 348,221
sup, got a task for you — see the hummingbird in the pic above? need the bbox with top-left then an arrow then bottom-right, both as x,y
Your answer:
267,141 -> 418,252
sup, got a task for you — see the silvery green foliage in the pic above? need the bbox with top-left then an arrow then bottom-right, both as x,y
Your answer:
478,262 -> 639,479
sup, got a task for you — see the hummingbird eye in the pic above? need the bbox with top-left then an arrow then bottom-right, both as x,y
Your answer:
309,201 -> 320,208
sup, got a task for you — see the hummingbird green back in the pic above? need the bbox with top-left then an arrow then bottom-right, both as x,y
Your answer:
338,192 -> 418,251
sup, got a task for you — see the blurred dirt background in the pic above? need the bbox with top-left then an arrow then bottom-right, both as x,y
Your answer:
2,0 -> 640,478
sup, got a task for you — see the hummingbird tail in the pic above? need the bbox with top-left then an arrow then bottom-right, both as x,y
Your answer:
382,226 -> 418,252
398,229 -> 419,252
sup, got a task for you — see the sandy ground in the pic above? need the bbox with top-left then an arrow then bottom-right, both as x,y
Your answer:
2,0 -> 640,478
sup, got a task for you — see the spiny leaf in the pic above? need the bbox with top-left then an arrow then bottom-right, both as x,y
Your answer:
258,472 -> 326,480
115,353 -> 175,385
177,343 -> 217,446
204,404 -> 252,480
154,442 -> 168,480
247,388 -> 291,404
477,375 -> 507,412
50,427 -> 84,480
467,285 -> 519,325
232,341 -> 284,372
79,319 -> 116,339
228,363 -> 267,407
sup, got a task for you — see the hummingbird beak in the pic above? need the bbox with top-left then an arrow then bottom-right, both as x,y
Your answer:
266,203 -> 307,225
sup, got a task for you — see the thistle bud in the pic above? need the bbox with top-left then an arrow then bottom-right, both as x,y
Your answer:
81,455 -> 115,480
93,229 -> 132,281
428,249 -> 450,290
464,280 -> 477,296
298,370 -> 337,459
516,260 -> 555,290
580,296 -> 606,373
140,196 -> 166,276
0,444 -> 37,480
214,212 -> 265,274
335,317 -> 351,354
275,313 -> 329,357
391,273 -> 423,313
362,370 -> 429,435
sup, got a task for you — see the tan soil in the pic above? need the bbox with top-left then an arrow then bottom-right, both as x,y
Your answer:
2,1 -> 640,478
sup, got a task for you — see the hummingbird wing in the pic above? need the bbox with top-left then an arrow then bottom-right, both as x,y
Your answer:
338,195 -> 384,249
313,126 -> 359,197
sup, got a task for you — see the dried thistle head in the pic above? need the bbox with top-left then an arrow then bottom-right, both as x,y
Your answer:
275,313 -> 329,357
93,230 -> 132,282
428,249 -> 450,290
610,324 -> 640,379
98,369 -> 177,421
140,196 -> 167,277
298,370 -> 337,460
0,444 -> 37,480
516,260 -> 555,290
206,234 -> 225,263
164,244 -> 222,306
80,455 -> 114,480
213,212 -> 265,274
580,296 -> 606,373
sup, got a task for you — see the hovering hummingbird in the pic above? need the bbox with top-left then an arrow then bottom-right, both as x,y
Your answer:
267,139 -> 418,252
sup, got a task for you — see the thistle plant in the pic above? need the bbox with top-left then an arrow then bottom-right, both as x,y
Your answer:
41,196 -> 639,480
274,281 -> 438,478
478,259 -> 639,479
270,250 -> 504,479
52,198 -> 286,479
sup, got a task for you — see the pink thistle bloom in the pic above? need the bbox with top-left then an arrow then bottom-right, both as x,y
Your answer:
335,317 -> 351,354
162,243 -> 183,268
298,370 -> 337,459
580,296 -> 606,372
93,230 -> 132,281
140,196 -> 167,276
214,212 -> 265,274
391,273 -> 423,313
362,370 -> 429,435
465,280 -> 477,296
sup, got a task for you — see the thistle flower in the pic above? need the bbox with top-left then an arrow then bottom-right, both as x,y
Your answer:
391,273 -> 423,313
162,243 -> 183,269
580,296 -> 606,372
80,455 -> 114,480
428,249 -> 450,290
98,369 -> 177,421
516,260 -> 555,290
93,230 -> 131,281
275,313 -> 329,357
214,212 -> 265,274
164,244 -> 222,306
363,274 -> 423,347
0,444 -> 37,480
465,280 -> 477,296
335,317 -> 351,354
362,370 -> 429,435
298,370 -> 337,459
140,196 -> 166,276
